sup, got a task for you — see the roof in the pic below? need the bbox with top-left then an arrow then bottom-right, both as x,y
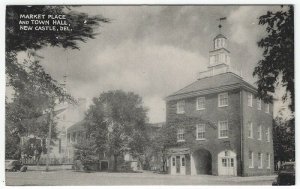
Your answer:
67,120 -> 85,133
166,72 -> 257,101
214,33 -> 227,40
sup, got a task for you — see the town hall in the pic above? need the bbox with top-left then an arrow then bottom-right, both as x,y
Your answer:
165,23 -> 274,176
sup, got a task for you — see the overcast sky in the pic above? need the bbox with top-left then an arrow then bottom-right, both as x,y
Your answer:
17,5 -> 290,123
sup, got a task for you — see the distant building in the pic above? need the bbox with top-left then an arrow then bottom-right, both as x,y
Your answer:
66,121 -> 142,171
50,98 -> 88,163
165,31 -> 274,176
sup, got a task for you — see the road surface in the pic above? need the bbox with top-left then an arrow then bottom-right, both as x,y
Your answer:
5,170 -> 276,186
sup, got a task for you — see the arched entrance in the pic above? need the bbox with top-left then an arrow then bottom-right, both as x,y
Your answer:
192,149 -> 212,175
218,150 -> 237,176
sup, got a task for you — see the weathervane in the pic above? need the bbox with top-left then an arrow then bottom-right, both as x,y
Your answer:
217,17 -> 227,33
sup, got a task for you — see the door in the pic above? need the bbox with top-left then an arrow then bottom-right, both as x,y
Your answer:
221,157 -> 235,175
218,150 -> 237,176
176,156 -> 180,173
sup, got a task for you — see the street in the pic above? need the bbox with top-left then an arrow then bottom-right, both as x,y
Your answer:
5,169 -> 276,186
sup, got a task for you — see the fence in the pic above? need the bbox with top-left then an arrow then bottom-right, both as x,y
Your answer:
21,157 -> 73,165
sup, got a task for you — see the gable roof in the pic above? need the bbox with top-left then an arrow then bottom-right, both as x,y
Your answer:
166,72 -> 256,101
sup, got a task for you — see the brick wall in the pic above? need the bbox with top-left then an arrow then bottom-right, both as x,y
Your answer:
241,89 -> 274,176
166,88 -> 242,175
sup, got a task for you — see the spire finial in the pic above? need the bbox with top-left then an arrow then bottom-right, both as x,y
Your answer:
217,17 -> 227,33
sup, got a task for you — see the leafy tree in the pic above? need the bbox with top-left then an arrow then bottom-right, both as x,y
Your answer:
6,5 -> 109,52
83,90 -> 148,171
273,117 -> 295,166
151,125 -> 177,172
253,5 -> 294,112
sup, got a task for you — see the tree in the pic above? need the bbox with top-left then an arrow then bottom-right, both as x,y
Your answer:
151,125 -> 177,172
253,5 -> 294,112
83,90 -> 148,171
273,117 -> 295,167
6,5 -> 109,52
5,5 -> 109,158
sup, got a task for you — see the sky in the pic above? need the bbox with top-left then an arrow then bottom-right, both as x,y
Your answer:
15,5 -> 291,123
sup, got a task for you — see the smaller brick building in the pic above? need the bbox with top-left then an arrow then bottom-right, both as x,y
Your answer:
165,32 -> 274,176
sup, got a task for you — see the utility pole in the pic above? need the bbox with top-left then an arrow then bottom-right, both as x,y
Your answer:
46,106 -> 53,172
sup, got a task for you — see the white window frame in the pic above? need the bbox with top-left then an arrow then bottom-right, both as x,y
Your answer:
176,100 -> 185,114
196,97 -> 205,110
172,157 -> 175,166
266,127 -> 270,142
247,93 -> 253,107
258,125 -> 262,140
248,122 -> 253,139
249,151 -> 254,168
196,124 -> 206,140
258,153 -> 263,169
218,92 -> 228,107
267,153 -> 271,169
265,103 -> 270,113
177,128 -> 185,142
218,120 -> 229,139
257,99 -> 262,110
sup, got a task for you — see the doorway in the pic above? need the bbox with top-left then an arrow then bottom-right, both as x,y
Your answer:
218,150 -> 237,176
192,148 -> 212,175
170,155 -> 186,175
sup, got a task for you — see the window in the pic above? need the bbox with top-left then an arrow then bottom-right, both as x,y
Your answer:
249,151 -> 254,168
172,157 -> 175,166
196,97 -> 205,110
176,100 -> 185,114
215,54 -> 219,63
258,153 -> 263,169
257,125 -> 262,140
267,153 -> 271,169
218,93 -> 228,107
247,93 -> 253,107
182,157 -> 185,166
265,103 -> 270,113
196,124 -> 206,140
266,128 -> 270,142
248,122 -> 253,138
222,158 -> 227,167
230,158 -> 234,167
222,158 -> 234,167
218,120 -> 228,138
257,99 -> 262,110
177,128 -> 185,142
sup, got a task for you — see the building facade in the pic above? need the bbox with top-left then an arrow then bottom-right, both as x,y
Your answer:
165,32 -> 274,176
66,120 -> 143,172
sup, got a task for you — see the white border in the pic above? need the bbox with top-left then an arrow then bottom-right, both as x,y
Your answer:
0,1 -> 299,189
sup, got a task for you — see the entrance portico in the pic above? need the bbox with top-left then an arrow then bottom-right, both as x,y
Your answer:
169,148 -> 237,176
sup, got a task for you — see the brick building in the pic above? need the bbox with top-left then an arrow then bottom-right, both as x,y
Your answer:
165,32 -> 274,176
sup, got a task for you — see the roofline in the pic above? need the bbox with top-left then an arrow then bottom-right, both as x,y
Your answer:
213,34 -> 227,40
165,72 -> 257,101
